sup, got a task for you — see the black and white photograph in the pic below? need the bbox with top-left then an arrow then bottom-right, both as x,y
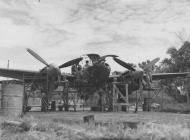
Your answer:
0,0 -> 190,139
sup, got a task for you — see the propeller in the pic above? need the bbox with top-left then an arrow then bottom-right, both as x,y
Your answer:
27,48 -> 49,67
59,57 -> 83,68
113,57 -> 160,89
142,57 -> 160,72
113,57 -> 136,71
26,48 -> 62,95
141,57 -> 160,88
113,57 -> 160,73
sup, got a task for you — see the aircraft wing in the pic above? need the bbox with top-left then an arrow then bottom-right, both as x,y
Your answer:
109,72 -> 190,81
0,68 -> 41,81
152,72 -> 190,80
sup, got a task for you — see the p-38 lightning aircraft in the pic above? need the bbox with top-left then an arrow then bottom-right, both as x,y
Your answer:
0,49 -> 189,95
0,49 -> 190,111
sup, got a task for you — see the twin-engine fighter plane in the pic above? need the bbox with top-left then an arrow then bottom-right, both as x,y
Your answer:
0,48 -> 189,97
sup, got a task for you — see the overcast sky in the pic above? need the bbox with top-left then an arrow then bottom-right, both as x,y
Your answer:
0,0 -> 190,73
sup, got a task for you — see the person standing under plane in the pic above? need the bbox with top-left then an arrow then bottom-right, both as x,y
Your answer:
76,64 -> 83,81
83,60 -> 90,70
71,64 -> 77,75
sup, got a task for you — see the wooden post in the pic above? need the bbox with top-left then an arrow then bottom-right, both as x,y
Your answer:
112,83 -> 118,112
83,115 -> 94,124
112,83 -> 115,112
22,74 -> 26,114
125,84 -> 129,112
73,92 -> 76,112
82,99 -> 84,112
135,90 -> 138,113
64,82 -> 69,111
46,70 -> 49,103
112,78 -> 117,112
161,89 -> 164,110
22,74 -> 29,114
148,90 -> 151,111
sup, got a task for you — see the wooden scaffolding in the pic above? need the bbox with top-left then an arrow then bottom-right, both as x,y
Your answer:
57,81 -> 79,112
112,82 -> 129,112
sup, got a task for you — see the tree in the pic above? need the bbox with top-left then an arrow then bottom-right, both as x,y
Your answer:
160,41 -> 190,103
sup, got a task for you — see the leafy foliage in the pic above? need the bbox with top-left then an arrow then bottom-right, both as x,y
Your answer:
158,41 -> 190,103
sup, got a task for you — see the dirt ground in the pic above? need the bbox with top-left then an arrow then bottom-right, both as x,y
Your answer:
26,111 -> 190,124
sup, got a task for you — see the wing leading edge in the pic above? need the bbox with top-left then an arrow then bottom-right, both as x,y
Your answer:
0,68 -> 41,81
109,72 -> 190,80
152,72 -> 190,80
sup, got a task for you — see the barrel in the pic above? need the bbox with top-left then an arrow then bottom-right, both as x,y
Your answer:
0,80 -> 24,117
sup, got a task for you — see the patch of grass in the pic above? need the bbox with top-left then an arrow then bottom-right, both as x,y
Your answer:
162,103 -> 190,113
0,115 -> 190,140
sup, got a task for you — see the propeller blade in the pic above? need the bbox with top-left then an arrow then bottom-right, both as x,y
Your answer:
113,57 -> 136,71
59,57 -> 83,68
143,57 -> 160,71
26,48 -> 49,66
